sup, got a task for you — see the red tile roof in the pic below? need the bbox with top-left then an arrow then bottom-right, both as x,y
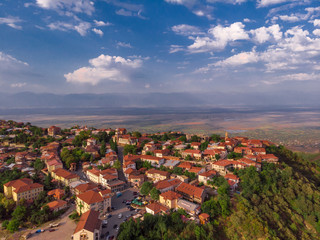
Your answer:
146,202 -> 169,214
77,190 -> 104,204
160,190 -> 182,201
46,199 -> 67,211
176,182 -> 204,199
74,210 -> 101,234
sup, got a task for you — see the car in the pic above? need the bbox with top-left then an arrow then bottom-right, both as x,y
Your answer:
102,224 -> 107,228
49,229 -> 55,232
126,215 -> 130,218
106,231 -> 109,236
107,214 -> 112,219
113,224 -> 117,229
109,236 -> 114,240
116,227 -> 119,231
118,213 -> 122,219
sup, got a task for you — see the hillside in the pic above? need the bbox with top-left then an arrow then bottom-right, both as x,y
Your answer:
117,146 -> 320,240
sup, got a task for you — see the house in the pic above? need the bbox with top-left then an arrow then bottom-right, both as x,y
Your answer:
163,159 -> 180,169
177,199 -> 200,215
257,154 -> 279,164
105,179 -> 126,193
51,168 -> 80,186
176,182 -> 205,204
224,174 -> 239,191
177,161 -> 193,171
128,174 -> 145,187
252,148 -> 266,155
76,190 -> 111,217
87,138 -> 97,146
46,199 -> 68,212
116,128 -> 127,135
199,213 -> 210,224
4,178 -> 44,203
48,126 -> 61,137
188,167 -> 205,175
140,155 -> 165,168
146,202 -> 169,215
248,139 -> 263,148
146,169 -> 170,183
86,169 -> 100,184
154,178 -> 182,193
198,170 -> 217,185
153,149 -> 171,158
182,149 -> 202,160
211,160 -> 234,175
73,210 -> 102,240
159,191 -> 182,209
47,188 -> 65,200
74,182 -> 99,195
46,159 -> 63,172
190,142 -> 201,150
203,149 -> 227,160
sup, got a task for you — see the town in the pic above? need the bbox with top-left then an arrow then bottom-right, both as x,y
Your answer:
0,120 -> 280,240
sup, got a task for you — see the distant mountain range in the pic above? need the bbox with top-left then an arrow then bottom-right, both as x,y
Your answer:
0,91 -> 319,108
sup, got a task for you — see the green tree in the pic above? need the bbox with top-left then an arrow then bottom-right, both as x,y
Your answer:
150,187 -> 161,200
124,144 -> 137,155
210,134 -> 221,142
12,205 -> 27,222
6,219 -> 19,232
34,158 -> 45,172
113,160 -> 121,170
179,135 -> 187,142
140,182 -> 153,195
100,140 -> 106,156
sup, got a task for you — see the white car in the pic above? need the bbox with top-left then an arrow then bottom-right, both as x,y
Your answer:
118,213 -> 122,219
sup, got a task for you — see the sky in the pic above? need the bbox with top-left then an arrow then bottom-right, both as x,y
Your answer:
0,0 -> 320,96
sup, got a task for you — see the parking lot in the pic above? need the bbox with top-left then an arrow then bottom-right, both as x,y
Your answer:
100,187 -> 142,239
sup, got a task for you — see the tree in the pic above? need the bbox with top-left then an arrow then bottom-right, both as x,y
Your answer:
12,205 -> 27,222
44,173 -> 54,190
227,152 -> 242,160
6,219 -> 19,232
179,135 -> 187,142
2,220 -> 9,229
34,158 -> 45,172
132,131 -> 142,138
191,135 -> 200,142
124,144 -> 137,155
113,160 -> 121,170
150,187 -> 161,200
100,140 -> 106,156
140,182 -> 153,195
210,134 -> 221,142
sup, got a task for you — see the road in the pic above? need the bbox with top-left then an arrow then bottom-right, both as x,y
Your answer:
100,187 -> 141,239
28,204 -> 76,240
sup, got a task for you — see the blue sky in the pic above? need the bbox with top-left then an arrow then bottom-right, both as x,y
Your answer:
0,0 -> 320,95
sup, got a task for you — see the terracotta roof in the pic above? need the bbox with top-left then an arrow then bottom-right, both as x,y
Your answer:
188,167 -> 203,174
140,155 -> 163,162
4,178 -> 32,187
183,149 -> 201,154
146,202 -> 169,214
224,173 -> 239,181
46,199 -> 67,211
212,160 -> 234,167
48,188 -> 65,196
124,168 -> 135,174
74,210 -> 101,234
199,213 -> 210,219
199,170 -> 217,177
177,162 -> 193,169
146,168 -> 170,177
160,190 -> 182,201
155,178 -> 181,190
176,182 -> 204,199
75,183 -> 98,193
53,168 -> 79,179
77,190 -> 104,204
14,182 -> 43,194
191,142 -> 201,146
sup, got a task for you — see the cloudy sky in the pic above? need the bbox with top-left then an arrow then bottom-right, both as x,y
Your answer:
0,0 -> 320,95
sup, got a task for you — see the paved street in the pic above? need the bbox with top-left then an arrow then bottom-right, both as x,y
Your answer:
100,187 -> 141,239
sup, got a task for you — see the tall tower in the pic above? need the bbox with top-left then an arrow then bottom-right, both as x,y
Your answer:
225,131 -> 228,141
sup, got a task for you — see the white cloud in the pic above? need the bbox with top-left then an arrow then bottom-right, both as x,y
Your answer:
0,16 -> 22,30
164,0 -> 213,19
207,0 -> 247,4
215,49 -> 259,66
187,22 -> 249,53
171,24 -> 203,36
243,18 -> 253,22
313,29 -> 320,36
313,19 -> 320,27
258,0 -> 298,7
117,42 -> 133,48
92,28 -> 103,36
64,54 -> 143,85
93,20 -> 112,27
11,82 -> 27,88
36,0 -> 94,15
0,52 -> 28,67
48,21 -> 91,36
169,45 -> 184,53
250,24 -> 282,43
278,14 -> 300,22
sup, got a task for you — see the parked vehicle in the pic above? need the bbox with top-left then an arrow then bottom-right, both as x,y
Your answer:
49,229 -> 55,232
118,213 -> 122,219
49,223 -> 59,228
116,192 -> 122,198
113,224 -> 117,229
35,229 -> 45,233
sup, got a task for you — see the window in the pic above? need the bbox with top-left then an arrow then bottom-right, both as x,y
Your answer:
80,233 -> 88,240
